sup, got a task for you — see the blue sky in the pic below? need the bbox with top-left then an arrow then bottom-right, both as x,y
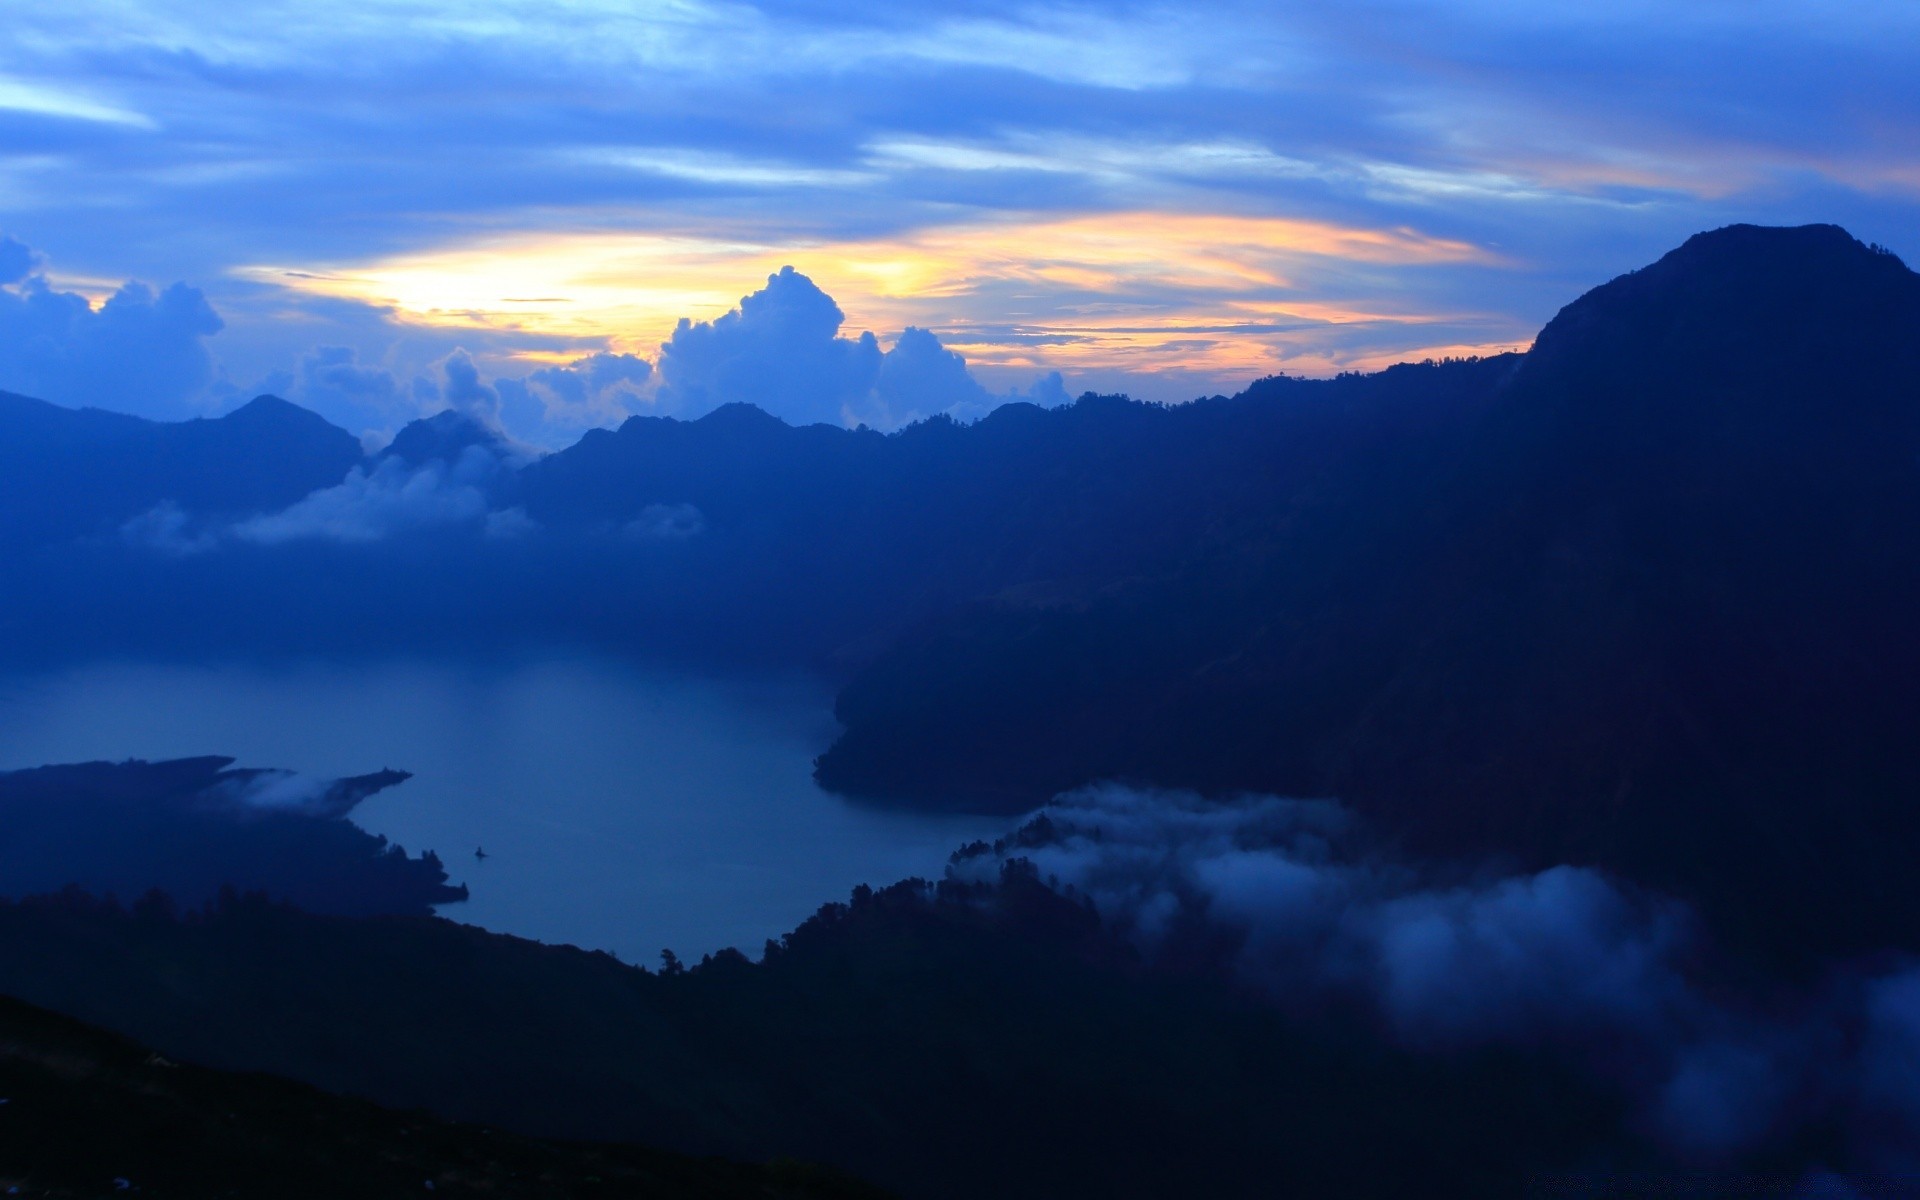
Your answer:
0,0 -> 1915,443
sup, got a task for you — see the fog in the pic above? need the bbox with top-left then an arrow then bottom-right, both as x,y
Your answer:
953,785 -> 1920,1172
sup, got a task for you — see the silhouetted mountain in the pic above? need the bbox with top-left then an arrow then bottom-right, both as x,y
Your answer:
0,991 -> 887,1199
0,391 -> 361,548
0,878 -> 1645,1200
382,408 -> 512,466
4,225 -> 1917,969
6,223 -> 1920,1194
813,224 -> 1920,966
519,359 -> 1520,663
0,756 -> 464,916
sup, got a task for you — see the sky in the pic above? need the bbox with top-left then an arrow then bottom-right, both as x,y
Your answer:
0,0 -> 1916,444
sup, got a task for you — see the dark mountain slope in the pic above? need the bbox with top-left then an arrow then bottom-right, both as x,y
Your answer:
0,883 -> 1630,1200
521,359 -> 1519,662
0,991 -> 886,1199
815,225 -> 1920,965
0,391 -> 361,548
382,408 -> 510,466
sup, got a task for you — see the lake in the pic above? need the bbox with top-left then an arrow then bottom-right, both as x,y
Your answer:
0,656 -> 1011,963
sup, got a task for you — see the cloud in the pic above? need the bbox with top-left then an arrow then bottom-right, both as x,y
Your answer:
953,785 -> 1920,1167
121,429 -> 537,549
4,0 -> 1917,414
270,343 -> 555,449
438,348 -> 501,426
624,502 -> 704,540
119,501 -> 218,556
873,326 -> 987,426
282,345 -> 427,431
229,444 -> 511,545
656,265 -> 883,426
0,244 -> 223,417
656,267 -> 1067,428
495,351 -> 653,434
954,788 -> 1696,1050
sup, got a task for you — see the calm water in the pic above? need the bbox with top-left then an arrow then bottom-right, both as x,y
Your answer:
0,657 -> 1008,962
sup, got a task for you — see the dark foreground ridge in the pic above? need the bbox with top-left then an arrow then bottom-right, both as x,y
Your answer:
0,991 -> 887,1199
0,880 -> 1642,1200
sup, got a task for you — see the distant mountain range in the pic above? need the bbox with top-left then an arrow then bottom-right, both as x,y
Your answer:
0,391 -> 361,549
3,223 -> 1917,965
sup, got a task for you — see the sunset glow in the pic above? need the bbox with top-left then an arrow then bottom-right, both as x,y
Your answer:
239,211 -> 1513,382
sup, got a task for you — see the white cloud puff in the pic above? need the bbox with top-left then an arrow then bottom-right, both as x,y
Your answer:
655,267 -> 1066,430
656,265 -> 883,426
229,444 -> 507,544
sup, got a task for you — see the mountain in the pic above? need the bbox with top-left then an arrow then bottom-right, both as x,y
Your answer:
812,224 -> 1920,965
0,875 -> 1634,1200
0,391 -> 361,548
0,991 -> 886,1199
383,407 -> 515,467
4,226 -> 1915,965
519,360 -> 1521,664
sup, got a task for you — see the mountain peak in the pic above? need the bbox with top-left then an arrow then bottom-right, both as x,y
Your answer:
382,409 -> 505,465
1667,220 -> 1873,262
696,402 -> 789,431
223,394 -> 331,427
1521,222 -> 1920,401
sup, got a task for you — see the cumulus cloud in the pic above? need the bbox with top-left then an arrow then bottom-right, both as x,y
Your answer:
656,267 -> 1065,429
0,238 -> 223,417
121,431 -> 534,550
283,347 -> 656,449
496,351 -> 653,434
954,785 -> 1920,1168
283,345 -> 427,431
438,348 -> 501,426
656,265 -> 883,426
872,326 -> 988,426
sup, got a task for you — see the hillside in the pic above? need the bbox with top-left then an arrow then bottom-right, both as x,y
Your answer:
812,225 -> 1920,965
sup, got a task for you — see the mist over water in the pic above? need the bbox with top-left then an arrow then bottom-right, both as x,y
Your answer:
0,656 -> 1004,961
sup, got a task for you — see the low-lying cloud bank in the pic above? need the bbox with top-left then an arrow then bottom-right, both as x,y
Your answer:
952,786 -> 1920,1178
230,445 -> 521,545
120,429 -> 540,552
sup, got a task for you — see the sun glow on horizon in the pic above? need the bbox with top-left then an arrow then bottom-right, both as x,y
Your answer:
236,210 -> 1522,385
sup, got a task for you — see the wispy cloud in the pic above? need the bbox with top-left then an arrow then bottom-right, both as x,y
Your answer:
0,77 -> 153,128
0,0 -> 1913,417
